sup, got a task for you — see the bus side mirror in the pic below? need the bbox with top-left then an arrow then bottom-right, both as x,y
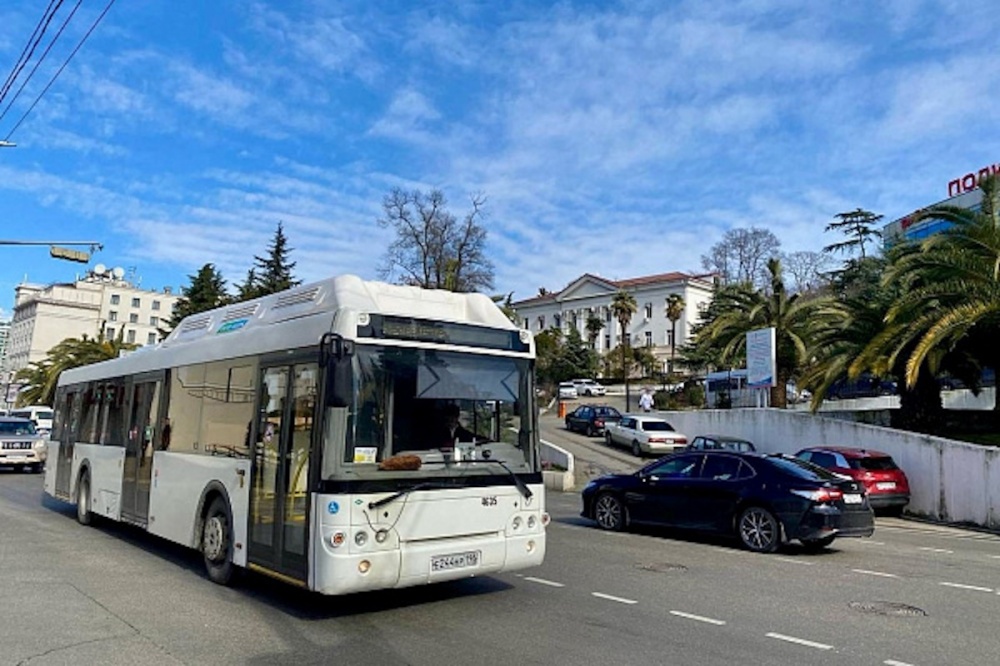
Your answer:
320,333 -> 355,363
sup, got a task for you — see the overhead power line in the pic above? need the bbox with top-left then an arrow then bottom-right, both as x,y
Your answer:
0,0 -> 65,106
0,0 -> 84,125
4,0 -> 118,143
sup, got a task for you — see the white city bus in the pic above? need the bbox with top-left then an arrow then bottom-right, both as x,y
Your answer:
44,275 -> 547,594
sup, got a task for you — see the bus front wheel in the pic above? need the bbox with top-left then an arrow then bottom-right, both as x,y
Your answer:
202,496 -> 235,585
76,472 -> 92,526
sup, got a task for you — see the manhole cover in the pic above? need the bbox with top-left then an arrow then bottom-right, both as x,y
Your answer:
635,562 -> 688,573
849,601 -> 927,617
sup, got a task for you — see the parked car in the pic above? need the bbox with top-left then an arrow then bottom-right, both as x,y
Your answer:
825,374 -> 897,400
794,446 -> 910,514
571,379 -> 606,397
565,404 -> 622,436
604,414 -> 687,457
0,416 -> 48,473
557,382 -> 578,400
8,405 -> 54,435
686,435 -> 756,453
581,451 -> 875,552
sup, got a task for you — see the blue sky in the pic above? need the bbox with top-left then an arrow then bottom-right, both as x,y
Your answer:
2,0 -> 999,317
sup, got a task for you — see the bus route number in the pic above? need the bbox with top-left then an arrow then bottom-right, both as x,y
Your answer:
481,496 -> 497,507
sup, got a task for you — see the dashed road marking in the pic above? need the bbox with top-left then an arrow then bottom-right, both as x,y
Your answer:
765,632 -> 833,650
592,592 -> 638,605
524,576 -> 565,588
670,610 -> 726,625
853,569 -> 899,578
939,581 -> 994,593
858,540 -> 886,546
884,660 -> 916,666
919,547 -> 954,554
774,556 -> 815,566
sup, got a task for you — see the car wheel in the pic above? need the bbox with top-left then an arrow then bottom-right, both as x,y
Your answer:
738,506 -> 781,553
203,496 -> 236,585
605,432 -> 613,447
801,535 -> 836,551
631,440 -> 642,457
586,424 -> 597,437
565,420 -> 573,431
593,493 -> 626,531
76,471 -> 92,526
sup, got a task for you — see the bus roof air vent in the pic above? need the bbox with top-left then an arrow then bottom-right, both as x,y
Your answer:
223,303 -> 259,321
274,286 -> 321,310
179,314 -> 212,334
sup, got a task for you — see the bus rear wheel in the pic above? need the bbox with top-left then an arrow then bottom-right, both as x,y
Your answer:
202,496 -> 235,585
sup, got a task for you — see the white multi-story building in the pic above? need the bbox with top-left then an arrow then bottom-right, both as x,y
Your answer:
2,267 -> 180,384
511,271 -> 716,375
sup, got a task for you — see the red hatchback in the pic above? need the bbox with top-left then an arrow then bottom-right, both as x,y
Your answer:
794,446 -> 910,515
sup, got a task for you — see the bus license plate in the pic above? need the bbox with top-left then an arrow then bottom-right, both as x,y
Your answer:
843,493 -> 862,504
431,551 -> 481,572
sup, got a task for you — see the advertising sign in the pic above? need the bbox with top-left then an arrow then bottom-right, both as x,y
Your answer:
746,327 -> 776,389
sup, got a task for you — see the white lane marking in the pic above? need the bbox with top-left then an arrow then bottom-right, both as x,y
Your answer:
592,592 -> 638,605
884,660 -> 916,666
991,555 -> 1000,559
524,576 -> 565,588
670,610 -> 726,625
858,540 -> 886,546
765,632 -> 833,650
939,581 -> 994,593
919,547 -> 954,554
853,569 -> 899,578
774,556 -> 815,566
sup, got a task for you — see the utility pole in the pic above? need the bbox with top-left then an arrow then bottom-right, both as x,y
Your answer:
0,240 -> 103,263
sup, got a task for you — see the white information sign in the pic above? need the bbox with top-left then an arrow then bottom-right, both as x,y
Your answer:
746,328 -> 776,389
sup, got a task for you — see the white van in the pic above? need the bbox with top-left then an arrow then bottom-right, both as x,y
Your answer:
9,405 -> 54,435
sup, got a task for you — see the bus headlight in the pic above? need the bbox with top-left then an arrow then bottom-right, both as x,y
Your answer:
355,531 -> 368,547
527,515 -> 537,529
375,529 -> 388,543
358,559 -> 371,574
512,516 -> 523,531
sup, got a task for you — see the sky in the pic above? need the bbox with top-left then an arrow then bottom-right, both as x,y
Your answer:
2,0 -> 1000,317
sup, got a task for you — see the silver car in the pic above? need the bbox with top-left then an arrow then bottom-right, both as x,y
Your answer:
0,417 -> 47,473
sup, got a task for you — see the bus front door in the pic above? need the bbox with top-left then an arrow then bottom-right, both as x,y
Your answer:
121,376 -> 162,523
53,389 -> 80,500
248,362 -> 317,582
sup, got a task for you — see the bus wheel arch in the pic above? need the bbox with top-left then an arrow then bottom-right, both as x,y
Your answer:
199,487 -> 236,586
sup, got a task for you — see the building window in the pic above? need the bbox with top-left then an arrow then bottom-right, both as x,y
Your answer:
152,300 -> 161,311
624,333 -> 631,346
108,310 -> 118,322
131,297 -> 141,308
127,329 -> 136,343
644,303 -> 652,319
110,294 -> 120,305
150,316 -> 159,326
604,334 -> 610,350
666,330 -> 674,347
106,326 -> 115,339
645,331 -> 653,347
147,332 -> 157,345
537,316 -> 545,330
523,318 -> 529,329
554,314 -> 561,329
129,313 -> 139,323
605,308 -> 612,323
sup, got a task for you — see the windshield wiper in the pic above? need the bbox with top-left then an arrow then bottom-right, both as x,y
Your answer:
443,457 -> 533,501
368,482 -> 453,509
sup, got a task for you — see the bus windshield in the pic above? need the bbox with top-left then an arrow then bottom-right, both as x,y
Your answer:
323,345 -> 535,480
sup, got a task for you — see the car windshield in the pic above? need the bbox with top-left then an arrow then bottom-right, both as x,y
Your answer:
0,420 -> 37,435
594,407 -> 620,417
723,440 -> 755,452
848,457 -> 898,471
766,455 -> 842,481
641,421 -> 674,432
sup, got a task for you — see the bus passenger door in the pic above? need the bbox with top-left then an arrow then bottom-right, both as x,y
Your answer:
121,376 -> 162,523
54,389 -> 80,499
248,362 -> 317,582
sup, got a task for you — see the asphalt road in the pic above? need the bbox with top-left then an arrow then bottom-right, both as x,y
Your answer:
3,421 -> 1000,665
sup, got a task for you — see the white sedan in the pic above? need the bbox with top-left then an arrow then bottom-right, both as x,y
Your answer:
604,414 -> 688,457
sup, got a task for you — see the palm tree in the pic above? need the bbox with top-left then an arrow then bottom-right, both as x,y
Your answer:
14,331 -> 138,406
665,294 -> 685,376
698,258 -> 841,408
585,312 -> 604,350
611,289 -> 637,410
870,174 -> 1000,419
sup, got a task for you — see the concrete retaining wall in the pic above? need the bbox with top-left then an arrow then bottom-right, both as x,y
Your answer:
661,408 -> 1000,530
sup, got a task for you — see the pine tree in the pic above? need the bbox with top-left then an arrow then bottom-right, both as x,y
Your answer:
240,222 -> 300,299
164,264 -> 229,333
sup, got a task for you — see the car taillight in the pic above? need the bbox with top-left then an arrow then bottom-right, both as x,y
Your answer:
675,437 -> 687,444
791,488 -> 843,503
595,419 -> 604,427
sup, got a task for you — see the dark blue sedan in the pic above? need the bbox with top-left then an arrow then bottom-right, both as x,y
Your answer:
581,451 -> 875,552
